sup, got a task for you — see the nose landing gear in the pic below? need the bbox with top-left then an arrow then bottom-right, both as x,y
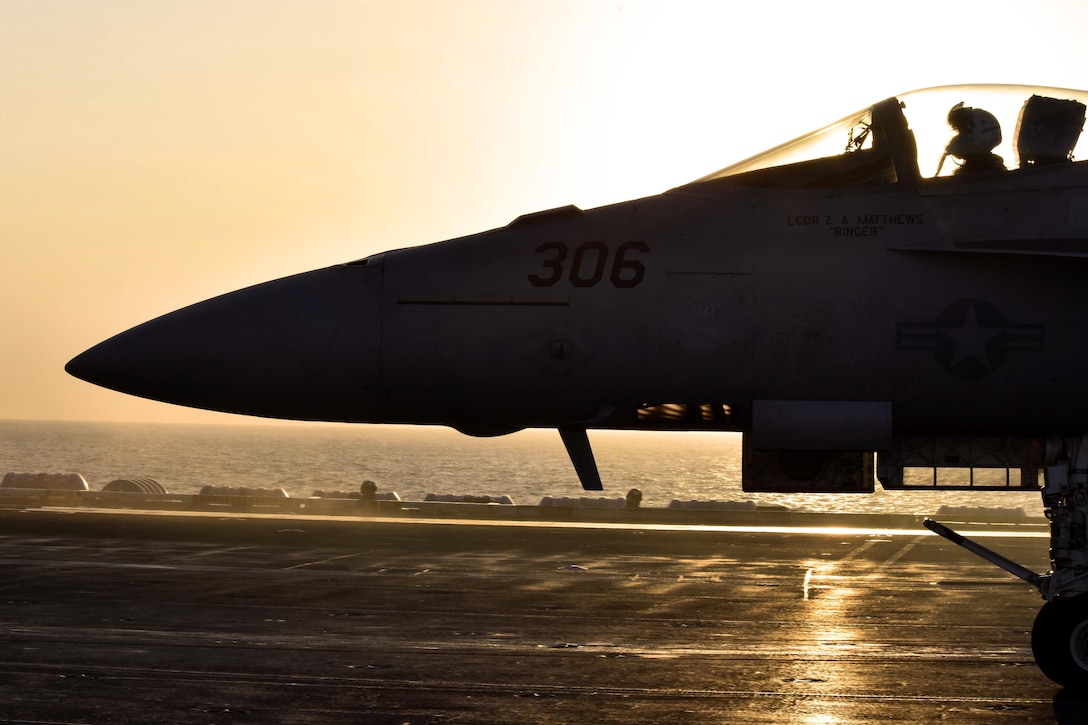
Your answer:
1032,596 -> 1088,688
927,436 -> 1088,687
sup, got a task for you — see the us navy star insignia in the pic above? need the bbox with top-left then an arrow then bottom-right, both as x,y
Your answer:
939,303 -> 1002,369
896,298 -> 1045,379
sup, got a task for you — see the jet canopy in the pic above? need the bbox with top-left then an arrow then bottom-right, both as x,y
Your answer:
696,84 -> 1088,188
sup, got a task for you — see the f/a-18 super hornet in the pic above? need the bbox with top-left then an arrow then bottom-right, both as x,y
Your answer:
68,84 -> 1088,686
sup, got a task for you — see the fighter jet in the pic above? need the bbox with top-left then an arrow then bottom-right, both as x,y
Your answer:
67,84 -> 1088,686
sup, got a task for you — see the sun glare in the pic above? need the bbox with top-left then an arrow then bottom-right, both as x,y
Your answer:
4,0 -> 1088,422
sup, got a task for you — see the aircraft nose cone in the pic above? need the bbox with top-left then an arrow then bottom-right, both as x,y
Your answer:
66,265 -> 382,421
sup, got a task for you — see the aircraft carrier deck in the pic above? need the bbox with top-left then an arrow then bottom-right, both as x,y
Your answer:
0,501 -> 1079,724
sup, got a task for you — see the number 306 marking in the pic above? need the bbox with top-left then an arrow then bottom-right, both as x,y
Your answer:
528,241 -> 649,288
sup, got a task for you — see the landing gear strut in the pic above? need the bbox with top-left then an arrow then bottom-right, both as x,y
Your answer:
927,436 -> 1088,687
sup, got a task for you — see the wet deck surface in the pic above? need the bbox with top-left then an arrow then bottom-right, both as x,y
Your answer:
0,508 -> 1081,723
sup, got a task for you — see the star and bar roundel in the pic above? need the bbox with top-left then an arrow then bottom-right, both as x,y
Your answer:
896,299 -> 1045,379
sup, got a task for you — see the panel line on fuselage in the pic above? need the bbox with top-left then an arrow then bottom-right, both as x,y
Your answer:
397,296 -> 570,307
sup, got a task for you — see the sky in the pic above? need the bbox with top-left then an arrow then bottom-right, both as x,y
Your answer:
3,0 -> 1087,425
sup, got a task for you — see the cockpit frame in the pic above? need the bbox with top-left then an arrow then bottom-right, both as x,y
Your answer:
688,84 -> 1088,192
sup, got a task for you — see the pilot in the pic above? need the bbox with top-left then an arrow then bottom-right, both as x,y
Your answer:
944,102 -> 1006,174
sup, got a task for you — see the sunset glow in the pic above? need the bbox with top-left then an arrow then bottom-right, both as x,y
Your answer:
3,0 -> 1087,423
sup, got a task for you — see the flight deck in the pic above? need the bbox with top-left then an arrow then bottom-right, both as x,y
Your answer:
0,507 -> 1079,724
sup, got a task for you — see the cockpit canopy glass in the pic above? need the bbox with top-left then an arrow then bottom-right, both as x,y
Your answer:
696,85 -> 1088,188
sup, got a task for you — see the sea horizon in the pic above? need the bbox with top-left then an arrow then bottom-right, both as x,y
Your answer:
0,418 -> 1042,517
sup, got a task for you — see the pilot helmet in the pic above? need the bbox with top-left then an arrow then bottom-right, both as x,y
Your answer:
946,102 -> 1002,157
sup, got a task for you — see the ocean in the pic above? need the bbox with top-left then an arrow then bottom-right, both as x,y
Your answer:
0,419 -> 1042,516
